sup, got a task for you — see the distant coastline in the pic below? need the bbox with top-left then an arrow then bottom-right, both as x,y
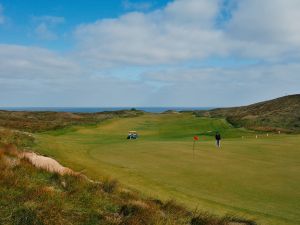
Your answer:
0,107 -> 214,113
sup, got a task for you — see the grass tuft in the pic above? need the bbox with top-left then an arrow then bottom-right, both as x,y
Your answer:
102,177 -> 119,193
12,205 -> 44,225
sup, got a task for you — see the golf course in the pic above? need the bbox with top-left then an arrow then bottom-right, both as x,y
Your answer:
33,112 -> 300,225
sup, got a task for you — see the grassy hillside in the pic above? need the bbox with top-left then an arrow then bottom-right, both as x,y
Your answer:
34,113 -> 300,225
194,95 -> 300,132
0,147 -> 256,225
0,111 -> 259,225
0,127 -> 34,148
1,99 -> 299,225
0,147 -> 192,225
0,109 -> 143,132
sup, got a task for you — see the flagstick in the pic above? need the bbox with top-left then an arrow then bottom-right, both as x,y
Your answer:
193,140 -> 195,158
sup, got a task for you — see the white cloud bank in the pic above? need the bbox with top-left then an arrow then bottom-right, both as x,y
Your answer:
75,0 -> 227,66
75,0 -> 300,66
141,63 -> 300,106
0,0 -> 299,107
0,44 -> 80,79
226,0 -> 300,60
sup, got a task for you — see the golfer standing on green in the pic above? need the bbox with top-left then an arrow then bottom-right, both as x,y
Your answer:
215,132 -> 221,148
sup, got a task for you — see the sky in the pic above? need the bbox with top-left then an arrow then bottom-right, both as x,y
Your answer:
0,0 -> 299,107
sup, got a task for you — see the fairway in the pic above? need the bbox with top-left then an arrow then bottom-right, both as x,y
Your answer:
34,113 -> 300,225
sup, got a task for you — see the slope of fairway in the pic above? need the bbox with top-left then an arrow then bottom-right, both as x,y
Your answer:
34,113 -> 300,225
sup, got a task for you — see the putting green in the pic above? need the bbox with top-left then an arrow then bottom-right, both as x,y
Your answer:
34,113 -> 300,225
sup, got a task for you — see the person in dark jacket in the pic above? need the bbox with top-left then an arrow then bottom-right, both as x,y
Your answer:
215,132 -> 221,148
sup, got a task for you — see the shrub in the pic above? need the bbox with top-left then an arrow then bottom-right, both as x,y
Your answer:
120,203 -> 142,217
191,213 -> 257,225
191,213 -> 225,225
162,200 -> 189,218
102,178 -> 118,193
119,201 -> 157,225
12,206 -> 45,225
224,215 -> 257,225
83,210 -> 104,225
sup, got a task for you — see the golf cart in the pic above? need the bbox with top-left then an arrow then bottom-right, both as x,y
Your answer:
127,131 -> 138,140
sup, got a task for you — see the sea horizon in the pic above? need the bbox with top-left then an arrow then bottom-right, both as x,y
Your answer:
0,106 -> 215,113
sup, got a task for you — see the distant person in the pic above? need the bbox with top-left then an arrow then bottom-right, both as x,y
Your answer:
215,132 -> 221,148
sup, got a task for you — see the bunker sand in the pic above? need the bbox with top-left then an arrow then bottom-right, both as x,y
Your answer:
21,151 -> 74,175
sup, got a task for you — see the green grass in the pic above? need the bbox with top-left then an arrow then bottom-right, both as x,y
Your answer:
1,147 -> 253,225
0,156 -> 193,225
34,113 -> 300,225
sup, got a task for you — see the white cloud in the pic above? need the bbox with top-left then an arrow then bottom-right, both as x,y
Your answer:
75,0 -> 226,66
0,73 -> 152,107
0,44 -> 81,79
227,0 -> 300,44
0,4 -> 5,24
74,0 -> 300,66
226,0 -> 300,60
141,63 -> 300,106
32,16 -> 65,40
1,0 -> 300,107
164,0 -> 218,26
0,44 -> 153,107
1,42 -> 298,107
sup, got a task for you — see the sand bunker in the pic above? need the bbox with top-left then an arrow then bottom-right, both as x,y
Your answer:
21,152 -> 74,175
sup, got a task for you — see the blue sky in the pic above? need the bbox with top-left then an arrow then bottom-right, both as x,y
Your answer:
0,0 -> 299,107
0,0 -> 170,49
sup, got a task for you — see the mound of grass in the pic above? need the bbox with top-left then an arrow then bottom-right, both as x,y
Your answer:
194,94 -> 300,133
0,128 -> 34,148
0,109 -> 144,133
0,150 -> 254,225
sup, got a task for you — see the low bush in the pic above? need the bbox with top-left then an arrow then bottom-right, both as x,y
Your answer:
102,177 -> 119,193
12,205 -> 44,225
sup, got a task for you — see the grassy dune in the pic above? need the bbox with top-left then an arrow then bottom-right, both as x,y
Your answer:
0,148 -> 198,225
196,94 -> 300,133
34,113 -> 300,225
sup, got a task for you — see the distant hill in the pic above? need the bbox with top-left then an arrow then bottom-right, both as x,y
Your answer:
0,109 -> 144,133
194,95 -> 300,133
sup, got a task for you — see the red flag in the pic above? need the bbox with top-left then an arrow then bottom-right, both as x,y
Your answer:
193,136 -> 199,141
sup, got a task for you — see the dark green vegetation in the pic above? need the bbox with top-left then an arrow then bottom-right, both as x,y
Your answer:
0,147 -> 255,225
194,94 -> 300,133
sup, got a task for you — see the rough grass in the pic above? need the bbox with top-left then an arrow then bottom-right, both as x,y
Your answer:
194,94 -> 300,133
0,109 -> 144,133
0,150 -> 253,225
34,113 -> 300,225
0,128 -> 34,148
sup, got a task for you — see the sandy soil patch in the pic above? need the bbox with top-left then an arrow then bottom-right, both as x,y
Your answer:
21,152 -> 74,175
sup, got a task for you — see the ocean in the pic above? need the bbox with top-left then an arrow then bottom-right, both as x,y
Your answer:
0,107 -> 214,113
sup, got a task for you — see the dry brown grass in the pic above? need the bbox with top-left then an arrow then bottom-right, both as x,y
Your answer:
1,143 -> 19,156
194,94 -> 300,133
0,109 -> 144,133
